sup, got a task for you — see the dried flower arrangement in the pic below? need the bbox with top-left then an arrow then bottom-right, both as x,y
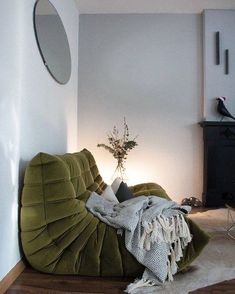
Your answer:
97,118 -> 138,180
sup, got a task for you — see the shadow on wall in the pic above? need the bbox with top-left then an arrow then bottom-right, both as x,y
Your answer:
17,111 -> 69,259
17,158 -> 28,260
0,89 -> 73,279
0,89 -> 22,279
0,142 -> 21,279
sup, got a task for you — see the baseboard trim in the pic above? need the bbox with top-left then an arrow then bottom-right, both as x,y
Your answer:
0,260 -> 25,293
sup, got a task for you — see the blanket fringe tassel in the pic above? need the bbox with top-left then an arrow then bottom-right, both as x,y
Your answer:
139,213 -> 192,283
125,278 -> 158,293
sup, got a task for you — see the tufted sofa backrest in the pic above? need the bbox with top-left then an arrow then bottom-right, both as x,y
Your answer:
21,149 -> 106,231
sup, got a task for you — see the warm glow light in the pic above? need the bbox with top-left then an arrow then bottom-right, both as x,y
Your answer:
97,155 -> 160,186
125,166 -> 154,186
100,165 -> 116,185
92,146 -> 201,204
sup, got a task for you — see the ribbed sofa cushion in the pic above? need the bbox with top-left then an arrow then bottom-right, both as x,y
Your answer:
21,149 -> 143,275
21,149 -> 209,276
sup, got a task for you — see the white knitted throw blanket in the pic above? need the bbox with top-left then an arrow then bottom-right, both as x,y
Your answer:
86,194 -> 192,293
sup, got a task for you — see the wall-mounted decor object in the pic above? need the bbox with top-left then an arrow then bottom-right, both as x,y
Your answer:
203,10 -> 235,120
215,31 -> 220,65
225,49 -> 229,75
34,0 -> 71,84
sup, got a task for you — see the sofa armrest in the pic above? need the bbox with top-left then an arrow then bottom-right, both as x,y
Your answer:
130,182 -> 171,200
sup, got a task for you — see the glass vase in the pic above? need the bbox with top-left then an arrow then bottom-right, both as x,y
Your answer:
111,161 -> 127,182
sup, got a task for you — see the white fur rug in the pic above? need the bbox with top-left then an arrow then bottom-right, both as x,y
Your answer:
132,209 -> 235,294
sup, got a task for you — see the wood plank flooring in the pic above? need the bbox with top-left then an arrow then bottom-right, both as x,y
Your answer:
5,268 -> 132,294
5,268 -> 235,294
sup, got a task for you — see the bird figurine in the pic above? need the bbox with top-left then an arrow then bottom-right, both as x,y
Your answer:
216,96 -> 235,120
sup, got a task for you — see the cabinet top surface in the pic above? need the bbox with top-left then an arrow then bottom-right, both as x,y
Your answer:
199,121 -> 235,127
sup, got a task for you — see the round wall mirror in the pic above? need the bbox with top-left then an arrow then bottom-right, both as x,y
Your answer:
34,0 -> 71,84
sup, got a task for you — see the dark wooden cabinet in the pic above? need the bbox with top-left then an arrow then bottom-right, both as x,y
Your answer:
200,121 -> 235,207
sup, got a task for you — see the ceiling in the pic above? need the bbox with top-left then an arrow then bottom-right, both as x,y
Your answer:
76,0 -> 235,14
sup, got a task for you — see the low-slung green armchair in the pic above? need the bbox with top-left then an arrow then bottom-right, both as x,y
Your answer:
21,149 -> 209,276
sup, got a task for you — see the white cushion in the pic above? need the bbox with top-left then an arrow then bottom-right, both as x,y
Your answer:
101,185 -> 119,203
111,177 -> 122,194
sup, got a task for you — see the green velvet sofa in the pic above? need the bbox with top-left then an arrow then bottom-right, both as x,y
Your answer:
20,149 -> 209,276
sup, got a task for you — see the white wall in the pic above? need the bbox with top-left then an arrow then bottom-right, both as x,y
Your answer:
20,0 -> 79,159
203,10 -> 235,120
0,0 -> 79,281
0,0 -> 22,282
78,14 -> 203,202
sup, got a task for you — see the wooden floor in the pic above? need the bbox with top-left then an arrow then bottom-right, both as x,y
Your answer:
5,268 -> 235,294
